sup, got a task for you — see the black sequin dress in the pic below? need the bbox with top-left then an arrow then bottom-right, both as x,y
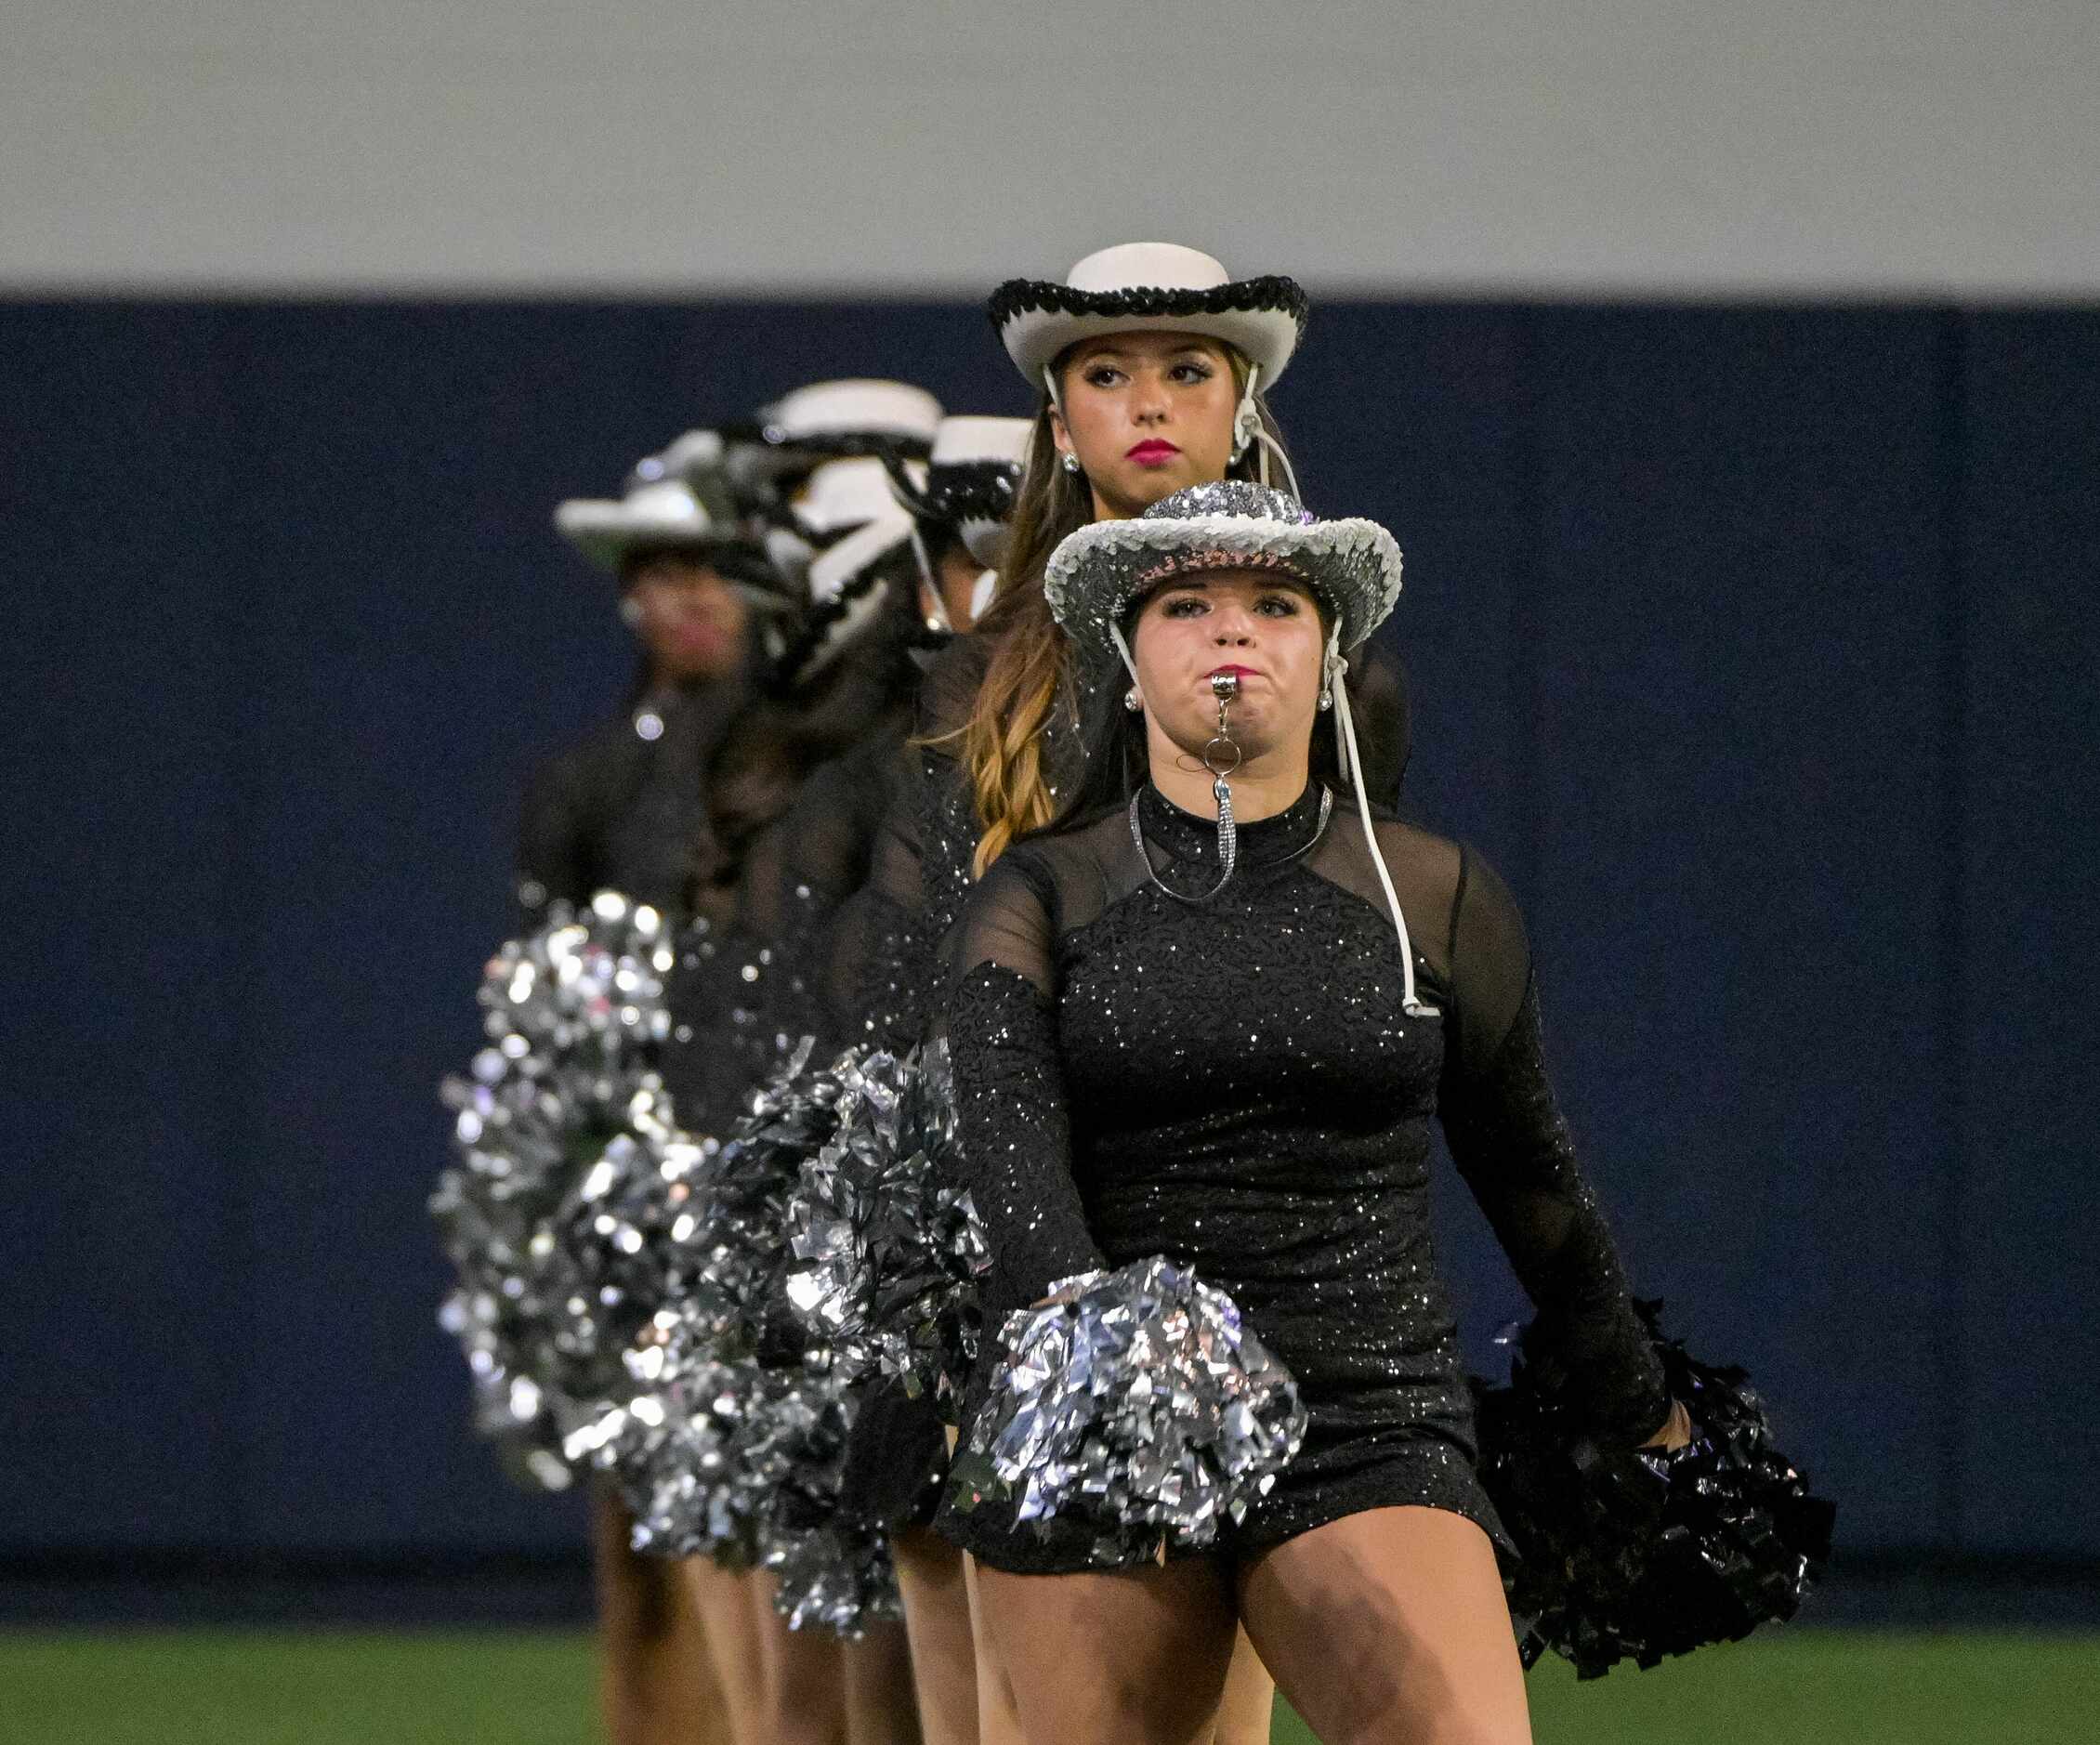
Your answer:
828,636 -> 1411,1059
932,780 -> 1668,1574
817,639 -> 1415,1526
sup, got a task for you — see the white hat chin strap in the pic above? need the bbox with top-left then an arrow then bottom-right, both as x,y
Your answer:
968,568 -> 999,623
1233,362 -> 1301,498
907,523 -> 952,633
1326,623 -> 1437,1017
1109,621 -> 1141,688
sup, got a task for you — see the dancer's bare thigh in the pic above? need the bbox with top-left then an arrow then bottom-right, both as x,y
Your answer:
1237,1506 -> 1531,1745
972,1556 -> 1238,1745
893,1526 -> 978,1745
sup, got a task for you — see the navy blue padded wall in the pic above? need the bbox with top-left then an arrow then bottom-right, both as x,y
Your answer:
1288,303 -> 1531,872
1,296 -> 2093,1568
1519,307 -> 1959,1550
2,306 -> 246,1546
1956,313 -> 2100,1555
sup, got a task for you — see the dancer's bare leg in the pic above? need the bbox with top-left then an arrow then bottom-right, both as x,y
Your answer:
843,1619 -> 923,1745
960,1552 -> 1026,1745
1209,1625 -> 1276,1745
590,1482 -> 730,1745
971,1555 -> 1239,1745
679,1558 -> 768,1745
1237,1505 -> 1531,1745
892,1525 -> 978,1744
751,1568 -> 851,1745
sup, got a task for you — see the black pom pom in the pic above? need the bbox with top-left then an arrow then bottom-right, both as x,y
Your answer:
1474,1302 -> 1836,1678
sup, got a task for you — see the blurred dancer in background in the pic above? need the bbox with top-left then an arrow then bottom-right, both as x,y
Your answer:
521,432 -> 791,926
516,432 -> 791,1745
776,413 -> 1031,1745
664,384 -> 942,1745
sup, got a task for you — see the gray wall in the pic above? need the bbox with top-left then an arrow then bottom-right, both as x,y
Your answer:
8,1 -> 2098,296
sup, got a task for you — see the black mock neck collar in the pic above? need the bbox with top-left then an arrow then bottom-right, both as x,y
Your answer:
1137,777 -> 1327,868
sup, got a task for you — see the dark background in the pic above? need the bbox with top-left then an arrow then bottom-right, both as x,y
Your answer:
5,297 -> 2094,1619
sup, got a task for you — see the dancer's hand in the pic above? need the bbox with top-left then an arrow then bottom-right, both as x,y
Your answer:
1030,1268 -> 1105,1310
1640,1398 -> 1693,1451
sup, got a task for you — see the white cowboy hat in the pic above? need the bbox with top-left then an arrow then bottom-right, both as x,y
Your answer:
557,433 -> 799,619
776,494 -> 917,688
731,378 -> 944,476
555,461 -> 736,574
991,243 -> 1306,389
885,414 -> 1032,566
796,455 -> 907,539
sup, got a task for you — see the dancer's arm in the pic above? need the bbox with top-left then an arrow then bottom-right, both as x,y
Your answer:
941,851 -> 1105,1316
1437,846 -> 1672,1446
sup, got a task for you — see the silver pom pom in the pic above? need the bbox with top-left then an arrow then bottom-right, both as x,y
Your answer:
784,1042 -> 991,1402
672,1038 -> 847,1360
562,1303 -> 780,1567
571,1305 -> 903,1633
754,1365 -> 904,1637
962,1256 -> 1306,1562
429,893 -> 689,1489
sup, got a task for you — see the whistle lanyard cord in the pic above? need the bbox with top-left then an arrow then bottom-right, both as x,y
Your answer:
1327,623 -> 1436,1016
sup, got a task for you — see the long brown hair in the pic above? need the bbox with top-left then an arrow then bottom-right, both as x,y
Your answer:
959,347 -> 1292,874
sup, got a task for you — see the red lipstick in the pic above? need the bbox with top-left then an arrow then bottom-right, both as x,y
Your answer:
1208,663 -> 1258,680
1126,440 -> 1180,465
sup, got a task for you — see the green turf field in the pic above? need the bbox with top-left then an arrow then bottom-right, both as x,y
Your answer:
3,1628 -> 2092,1743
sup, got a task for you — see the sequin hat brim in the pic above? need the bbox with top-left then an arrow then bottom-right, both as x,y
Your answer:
1044,506 -> 1401,659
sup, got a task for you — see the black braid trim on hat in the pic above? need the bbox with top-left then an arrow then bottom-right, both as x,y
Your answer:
768,541 -> 917,696
987,275 -> 1309,338
712,540 -> 801,612
897,461 -> 1022,533
720,421 -> 937,466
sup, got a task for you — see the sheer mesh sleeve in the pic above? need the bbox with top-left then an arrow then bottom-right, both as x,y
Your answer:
938,852 -> 1106,1312
1437,849 -> 1670,1446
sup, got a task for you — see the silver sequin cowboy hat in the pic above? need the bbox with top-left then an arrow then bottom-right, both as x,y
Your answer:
1043,481 -> 1401,664
991,243 -> 1307,388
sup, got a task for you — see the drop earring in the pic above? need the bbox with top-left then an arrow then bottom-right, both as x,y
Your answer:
1124,686 -> 1143,713
1062,453 -> 1082,475
619,597 -> 644,628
